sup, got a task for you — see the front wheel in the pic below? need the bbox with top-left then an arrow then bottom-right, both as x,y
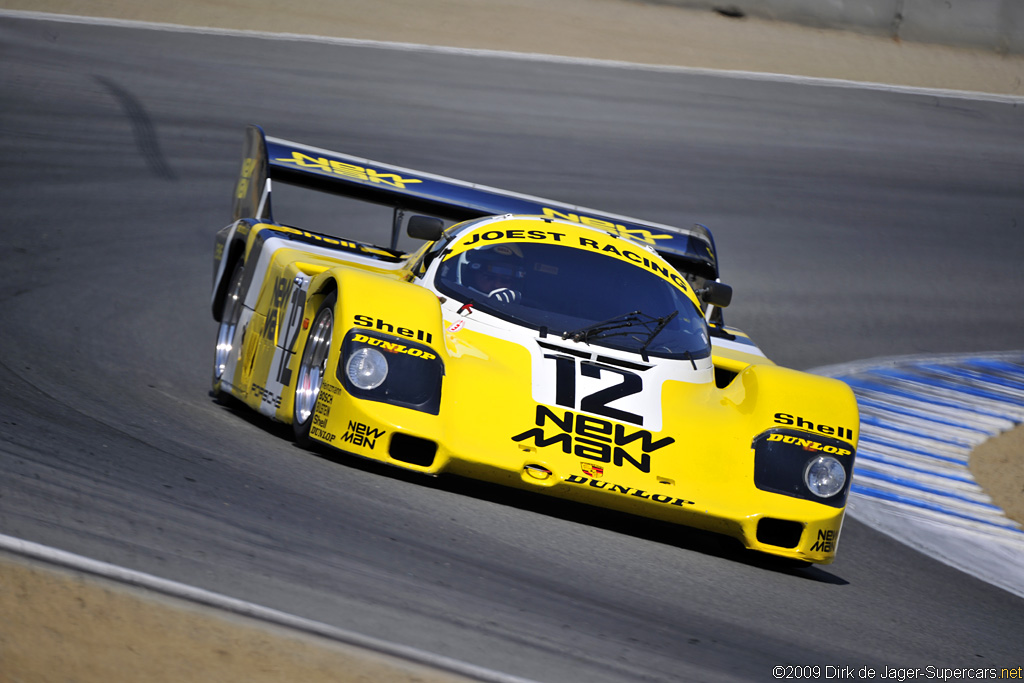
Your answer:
293,292 -> 336,446
212,259 -> 245,402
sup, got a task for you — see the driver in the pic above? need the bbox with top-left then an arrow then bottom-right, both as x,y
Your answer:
464,244 -> 524,303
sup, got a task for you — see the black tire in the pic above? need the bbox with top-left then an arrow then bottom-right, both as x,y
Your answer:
293,292 -> 336,446
212,259 -> 245,403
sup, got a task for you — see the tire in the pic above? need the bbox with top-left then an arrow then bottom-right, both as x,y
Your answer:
212,259 -> 245,402
293,292 -> 336,446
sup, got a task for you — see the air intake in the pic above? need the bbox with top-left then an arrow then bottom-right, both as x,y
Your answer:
389,433 -> 437,467
756,518 -> 804,549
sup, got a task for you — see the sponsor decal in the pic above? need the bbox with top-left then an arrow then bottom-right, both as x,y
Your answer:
307,389 -> 335,442
565,474 -> 695,506
262,277 -> 291,342
262,276 -> 308,387
461,228 -> 567,247
353,314 -> 433,344
304,384 -> 340,444
271,224 -> 360,249
810,528 -> 837,553
773,413 -> 854,440
352,334 -> 436,360
511,405 -> 674,474
765,433 -> 852,456
311,425 -> 336,443
447,319 -> 465,333
251,382 -> 282,409
540,208 -> 674,246
342,420 -> 386,449
541,354 -> 645,426
455,225 -> 689,294
274,151 -> 423,189
574,237 -> 689,292
236,157 -> 257,199
314,394 -> 332,418
581,463 -> 604,478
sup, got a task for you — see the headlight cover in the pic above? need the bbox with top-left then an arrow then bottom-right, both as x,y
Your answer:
346,347 -> 389,390
804,456 -> 847,498
339,330 -> 444,414
752,428 -> 855,507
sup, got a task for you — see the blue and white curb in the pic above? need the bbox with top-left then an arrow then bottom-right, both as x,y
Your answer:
815,351 -> 1024,598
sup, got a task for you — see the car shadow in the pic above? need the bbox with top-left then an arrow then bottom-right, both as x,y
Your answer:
212,394 -> 847,585
309,441 -> 847,585
440,473 -> 848,585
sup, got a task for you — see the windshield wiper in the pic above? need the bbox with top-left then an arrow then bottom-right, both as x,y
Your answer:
562,309 -> 678,351
562,310 -> 643,344
639,310 -> 678,356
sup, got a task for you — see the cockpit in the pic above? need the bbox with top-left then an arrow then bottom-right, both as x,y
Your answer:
435,235 -> 711,361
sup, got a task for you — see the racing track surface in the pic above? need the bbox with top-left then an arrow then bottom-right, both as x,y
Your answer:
1,15 -> 1023,682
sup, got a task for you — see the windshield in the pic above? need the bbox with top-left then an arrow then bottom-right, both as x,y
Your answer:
436,241 -> 711,360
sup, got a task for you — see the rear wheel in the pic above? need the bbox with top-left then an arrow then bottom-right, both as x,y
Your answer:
293,292 -> 336,445
212,260 -> 245,402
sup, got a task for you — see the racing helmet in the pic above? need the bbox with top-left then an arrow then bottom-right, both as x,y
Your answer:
460,243 -> 526,292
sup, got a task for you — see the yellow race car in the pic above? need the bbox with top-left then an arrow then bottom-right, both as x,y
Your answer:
211,126 -> 859,564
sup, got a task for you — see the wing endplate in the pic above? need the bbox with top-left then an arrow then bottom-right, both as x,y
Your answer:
233,125 -> 273,222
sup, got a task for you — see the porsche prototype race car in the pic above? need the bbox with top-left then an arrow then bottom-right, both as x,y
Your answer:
211,126 -> 859,564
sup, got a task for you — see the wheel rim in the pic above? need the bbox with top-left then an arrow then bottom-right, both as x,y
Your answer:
294,307 -> 333,425
214,264 -> 245,380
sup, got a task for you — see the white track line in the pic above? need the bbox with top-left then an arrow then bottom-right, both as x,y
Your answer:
2,9 -> 1023,105
0,533 -> 538,683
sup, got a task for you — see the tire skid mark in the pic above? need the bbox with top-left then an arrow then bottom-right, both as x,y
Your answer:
95,74 -> 176,180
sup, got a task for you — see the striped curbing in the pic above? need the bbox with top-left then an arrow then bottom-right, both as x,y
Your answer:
815,351 -> 1024,597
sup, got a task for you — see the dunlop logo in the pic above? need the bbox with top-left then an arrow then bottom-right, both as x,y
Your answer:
766,433 -> 851,456
353,334 -> 436,360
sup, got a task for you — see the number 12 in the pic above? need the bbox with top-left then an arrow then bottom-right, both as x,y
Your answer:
545,354 -> 644,426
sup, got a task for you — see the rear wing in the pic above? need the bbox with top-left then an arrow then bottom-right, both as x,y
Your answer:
233,125 -> 719,279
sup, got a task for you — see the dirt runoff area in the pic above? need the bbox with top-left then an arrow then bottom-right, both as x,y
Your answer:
3,0 -> 1024,95
0,550 -> 485,683
0,1 -> 1021,681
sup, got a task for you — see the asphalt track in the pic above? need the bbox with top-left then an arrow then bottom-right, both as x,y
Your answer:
1,14 -> 1023,683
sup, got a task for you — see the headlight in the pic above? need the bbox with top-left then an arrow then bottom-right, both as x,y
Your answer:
753,428 -> 854,506
339,330 -> 444,414
346,347 -> 389,390
804,456 -> 847,498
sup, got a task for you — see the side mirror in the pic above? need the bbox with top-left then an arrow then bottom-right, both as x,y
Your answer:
698,281 -> 732,308
407,215 -> 445,241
